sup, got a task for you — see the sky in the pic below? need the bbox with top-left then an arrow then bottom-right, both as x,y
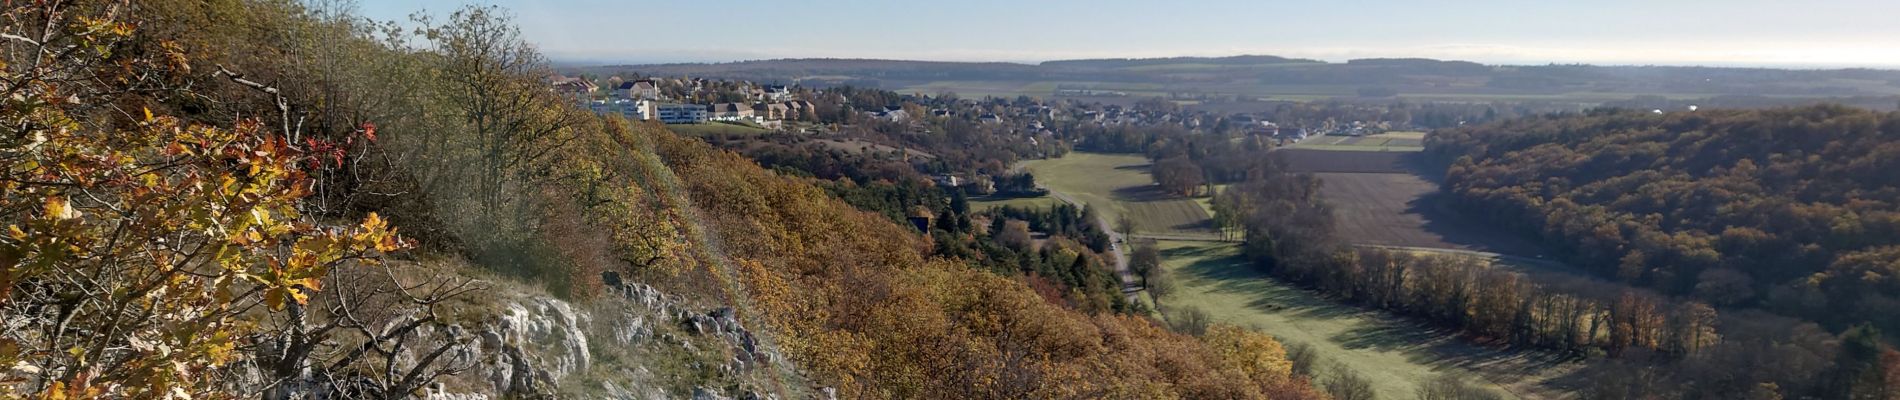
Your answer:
358,0 -> 1900,68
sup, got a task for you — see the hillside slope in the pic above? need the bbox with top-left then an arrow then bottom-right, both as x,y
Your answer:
0,2 -> 1325,398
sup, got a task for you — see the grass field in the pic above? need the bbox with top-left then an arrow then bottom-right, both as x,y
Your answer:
968,195 -> 1061,211
666,121 -> 771,136
1288,134 -> 1426,152
1021,153 -> 1216,238
1155,241 -> 1571,400
1375,131 -> 1429,140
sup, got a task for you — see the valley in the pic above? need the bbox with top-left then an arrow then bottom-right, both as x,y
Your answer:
1025,148 -> 1579,399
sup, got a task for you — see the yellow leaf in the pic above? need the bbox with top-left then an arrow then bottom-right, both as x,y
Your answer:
43,197 -> 79,220
41,381 -> 66,400
361,212 -> 386,231
142,107 -> 153,122
287,286 -> 310,306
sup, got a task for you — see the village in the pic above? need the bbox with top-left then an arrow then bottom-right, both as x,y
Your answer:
547,74 -> 1401,148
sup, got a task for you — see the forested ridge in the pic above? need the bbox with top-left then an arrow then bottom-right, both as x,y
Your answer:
1389,104 -> 1900,398
0,1 -> 1323,398
1431,105 -> 1900,334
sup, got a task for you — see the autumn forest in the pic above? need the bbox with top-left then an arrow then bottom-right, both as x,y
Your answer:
7,1 -> 1900,399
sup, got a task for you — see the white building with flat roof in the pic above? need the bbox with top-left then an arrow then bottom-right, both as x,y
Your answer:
652,102 -> 707,124
588,99 -> 650,121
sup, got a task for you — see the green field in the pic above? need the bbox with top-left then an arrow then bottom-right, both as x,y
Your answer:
1375,131 -> 1428,140
968,195 -> 1061,211
1155,241 -> 1567,400
666,121 -> 771,136
1021,152 -> 1216,238
1288,134 -> 1426,152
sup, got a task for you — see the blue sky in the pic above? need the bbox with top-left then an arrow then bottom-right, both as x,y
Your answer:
359,0 -> 1900,68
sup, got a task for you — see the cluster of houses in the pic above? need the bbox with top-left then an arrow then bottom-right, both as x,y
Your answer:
551,74 -> 1415,145
550,75 -> 810,125
706,100 -> 816,123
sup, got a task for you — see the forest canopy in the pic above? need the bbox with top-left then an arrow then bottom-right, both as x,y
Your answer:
1430,105 -> 1900,335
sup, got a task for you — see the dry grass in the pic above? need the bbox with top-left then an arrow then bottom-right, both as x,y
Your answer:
1312,172 -> 1549,257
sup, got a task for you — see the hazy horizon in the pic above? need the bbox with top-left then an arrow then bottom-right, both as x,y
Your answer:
360,0 -> 1900,69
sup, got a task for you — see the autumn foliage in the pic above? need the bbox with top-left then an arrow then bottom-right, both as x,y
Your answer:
627,124 -> 1321,399
1431,106 -> 1900,332
0,2 -> 408,396
0,1 -> 1328,398
2,113 -> 406,396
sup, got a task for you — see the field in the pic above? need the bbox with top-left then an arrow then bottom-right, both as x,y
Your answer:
967,195 -> 1061,211
1287,132 -> 1427,152
1155,241 -> 1572,400
665,121 -> 771,136
1313,172 -> 1548,257
1273,148 -> 1421,174
1376,131 -> 1429,140
1021,152 -> 1217,238
890,80 -> 1172,99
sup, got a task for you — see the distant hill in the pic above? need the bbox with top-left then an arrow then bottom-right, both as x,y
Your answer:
584,58 -> 1048,84
1039,55 -> 1322,69
617,58 -> 1040,75
573,55 -> 1900,109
